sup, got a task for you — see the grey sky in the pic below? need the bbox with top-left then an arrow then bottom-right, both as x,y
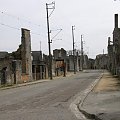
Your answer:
0,0 -> 120,58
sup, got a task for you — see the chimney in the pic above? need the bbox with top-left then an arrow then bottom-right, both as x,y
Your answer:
115,14 -> 118,28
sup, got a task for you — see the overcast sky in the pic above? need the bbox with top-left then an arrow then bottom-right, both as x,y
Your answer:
0,0 -> 120,58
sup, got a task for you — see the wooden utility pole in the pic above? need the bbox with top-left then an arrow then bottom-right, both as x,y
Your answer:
72,26 -> 76,74
81,35 -> 83,71
46,2 -> 55,79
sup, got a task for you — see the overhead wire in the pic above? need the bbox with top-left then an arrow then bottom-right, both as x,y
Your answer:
0,11 -> 41,27
0,22 -> 20,30
0,10 -> 61,38
51,29 -> 62,40
0,11 -> 46,36
0,22 -> 42,36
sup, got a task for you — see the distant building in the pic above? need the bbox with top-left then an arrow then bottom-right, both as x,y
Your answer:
53,48 -> 67,76
94,54 -> 108,69
67,54 -> 89,72
88,58 -> 95,69
82,55 -> 89,69
67,55 -> 79,72
32,51 -> 48,80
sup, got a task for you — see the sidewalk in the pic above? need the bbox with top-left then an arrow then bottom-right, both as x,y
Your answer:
0,72 -> 74,90
80,71 -> 120,120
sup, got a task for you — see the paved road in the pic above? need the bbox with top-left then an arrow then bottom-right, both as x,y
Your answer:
0,70 -> 102,120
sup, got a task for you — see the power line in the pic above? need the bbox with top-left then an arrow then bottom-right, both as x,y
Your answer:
0,22 -> 41,36
0,22 -> 20,30
31,32 -> 41,36
0,11 -> 47,37
51,28 -> 62,41
0,11 -> 41,27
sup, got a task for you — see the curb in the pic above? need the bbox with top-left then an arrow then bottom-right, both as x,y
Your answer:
70,72 -> 104,120
78,73 -> 104,120
0,72 -> 75,91
78,109 -> 102,120
0,80 -> 50,90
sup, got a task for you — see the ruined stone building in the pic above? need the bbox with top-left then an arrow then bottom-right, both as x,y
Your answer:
94,54 -> 108,69
108,37 -> 114,73
67,55 -> 79,72
66,52 -> 89,72
53,48 -> 67,76
82,55 -> 89,69
0,52 -> 13,84
0,27 -> 97,85
0,51 -> 23,85
88,58 -> 95,69
21,28 -> 32,82
0,28 -> 32,85
12,28 -> 32,83
107,14 -> 120,76
112,14 -> 120,75
32,51 -> 48,80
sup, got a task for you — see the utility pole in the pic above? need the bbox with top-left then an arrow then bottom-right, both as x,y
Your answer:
40,41 -> 41,51
72,26 -> 76,74
46,2 -> 55,80
39,41 -> 41,61
81,35 -> 83,71
103,49 -> 104,55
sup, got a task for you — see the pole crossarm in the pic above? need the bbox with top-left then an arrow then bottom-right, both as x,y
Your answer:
46,2 -> 55,18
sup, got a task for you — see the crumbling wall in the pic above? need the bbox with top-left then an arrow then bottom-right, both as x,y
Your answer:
12,60 -> 22,84
21,28 -> 32,82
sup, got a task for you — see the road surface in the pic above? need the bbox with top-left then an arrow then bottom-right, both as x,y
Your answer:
0,70 -> 102,120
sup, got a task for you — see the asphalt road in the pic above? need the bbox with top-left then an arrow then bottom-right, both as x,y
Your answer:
0,70 -> 102,120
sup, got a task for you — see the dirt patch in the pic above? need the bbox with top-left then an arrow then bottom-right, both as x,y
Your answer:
93,72 -> 120,92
